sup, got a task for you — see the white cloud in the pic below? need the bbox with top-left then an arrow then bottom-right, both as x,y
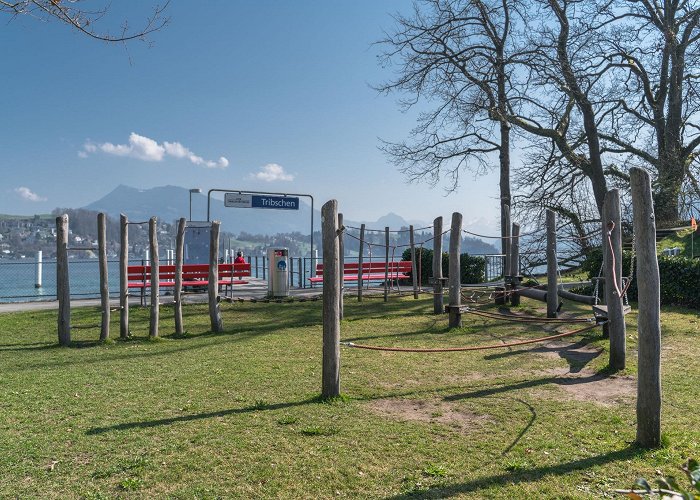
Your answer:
81,132 -> 228,168
15,187 -> 47,202
251,163 -> 294,182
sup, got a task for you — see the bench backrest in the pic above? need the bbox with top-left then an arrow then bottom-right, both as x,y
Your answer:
127,262 -> 252,282
314,261 -> 413,275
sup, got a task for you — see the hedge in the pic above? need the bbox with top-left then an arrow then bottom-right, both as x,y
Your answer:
581,249 -> 700,309
401,248 -> 485,284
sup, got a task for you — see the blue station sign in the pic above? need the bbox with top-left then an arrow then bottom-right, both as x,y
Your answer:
252,195 -> 299,210
224,192 -> 299,210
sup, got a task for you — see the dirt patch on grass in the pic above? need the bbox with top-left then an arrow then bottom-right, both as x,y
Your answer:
367,398 -> 490,433
554,371 -> 635,406
529,367 -> 636,406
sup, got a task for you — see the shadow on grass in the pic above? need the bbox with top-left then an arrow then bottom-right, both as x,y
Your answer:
86,396 -> 321,435
386,445 -> 645,499
444,370 -> 614,402
501,398 -> 537,456
483,335 -> 603,373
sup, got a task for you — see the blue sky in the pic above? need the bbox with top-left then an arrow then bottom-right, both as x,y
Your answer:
1,1 -> 500,229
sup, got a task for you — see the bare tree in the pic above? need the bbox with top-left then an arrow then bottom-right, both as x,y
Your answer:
376,0 -> 519,252
596,0 -> 700,223
1,1 -> 169,42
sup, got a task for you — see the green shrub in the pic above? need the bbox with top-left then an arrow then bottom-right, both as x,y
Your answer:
401,248 -> 485,284
581,249 -> 700,308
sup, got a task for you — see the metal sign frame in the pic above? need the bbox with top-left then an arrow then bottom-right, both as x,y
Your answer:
207,189 -> 314,261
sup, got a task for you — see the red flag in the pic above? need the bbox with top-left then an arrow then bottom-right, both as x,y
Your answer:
692,216 -> 698,231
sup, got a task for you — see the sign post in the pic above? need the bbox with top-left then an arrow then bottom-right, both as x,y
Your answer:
208,189 -> 314,270
224,193 -> 300,211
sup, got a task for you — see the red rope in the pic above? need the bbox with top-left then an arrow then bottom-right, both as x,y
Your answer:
342,323 -> 600,353
606,222 -> 624,298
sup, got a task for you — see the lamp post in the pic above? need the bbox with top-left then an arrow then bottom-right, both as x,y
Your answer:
189,188 -> 202,221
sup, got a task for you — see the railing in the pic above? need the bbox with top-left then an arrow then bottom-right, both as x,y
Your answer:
0,252 -> 538,303
0,258 -> 141,303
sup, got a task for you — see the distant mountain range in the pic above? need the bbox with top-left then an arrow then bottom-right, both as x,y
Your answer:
83,185 -> 415,235
83,185 -> 499,252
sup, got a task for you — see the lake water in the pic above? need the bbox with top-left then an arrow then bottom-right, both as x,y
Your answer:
0,259 -> 126,303
0,258 -> 302,303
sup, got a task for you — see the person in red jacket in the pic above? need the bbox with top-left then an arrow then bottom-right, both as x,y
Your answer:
234,251 -> 246,264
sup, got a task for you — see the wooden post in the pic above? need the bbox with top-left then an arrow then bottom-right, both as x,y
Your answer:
433,216 -> 443,314
56,214 -> 70,346
149,217 -> 159,338
384,227 -> 390,302
338,213 -> 344,320
630,167 -> 661,448
208,221 -> 223,333
603,189 -> 626,370
357,223 -> 365,302
119,214 -> 129,339
510,222 -> 521,307
410,225 -> 418,299
448,212 -> 462,328
504,205 -> 512,282
98,213 -> 109,341
546,209 -> 558,318
322,200 -> 340,398
174,217 -> 186,336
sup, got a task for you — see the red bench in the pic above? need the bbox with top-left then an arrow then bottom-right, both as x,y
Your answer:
127,263 -> 251,304
308,261 -> 413,286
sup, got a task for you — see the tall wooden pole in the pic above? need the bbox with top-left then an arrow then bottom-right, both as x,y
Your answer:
322,200 -> 340,398
448,212 -> 462,328
504,205 -> 512,284
98,213 -> 109,341
384,227 -> 390,302
174,217 -> 186,336
149,217 -> 160,338
119,214 -> 129,339
410,225 -> 418,299
338,213 -> 344,320
433,216 -> 443,315
208,221 -> 223,333
148,217 -> 160,338
603,189 -> 626,370
630,167 -> 661,448
510,222 -> 521,307
546,210 -> 558,318
357,223 -> 365,302
56,214 -> 71,346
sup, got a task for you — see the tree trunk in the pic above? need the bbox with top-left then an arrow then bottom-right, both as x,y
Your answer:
510,223 -> 520,307
448,212 -> 462,328
358,223 -> 365,302
149,217 -> 159,338
433,216 -> 443,315
338,213 -> 344,320
630,167 -> 661,448
56,214 -> 71,346
98,212 -> 109,341
208,221 -> 223,333
321,200 -> 341,399
602,189 -> 626,370
546,210 -> 558,318
174,217 -> 186,336
410,225 -> 418,299
119,214 -> 129,339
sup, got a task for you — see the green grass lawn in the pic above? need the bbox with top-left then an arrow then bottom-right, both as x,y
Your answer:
0,295 -> 698,498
